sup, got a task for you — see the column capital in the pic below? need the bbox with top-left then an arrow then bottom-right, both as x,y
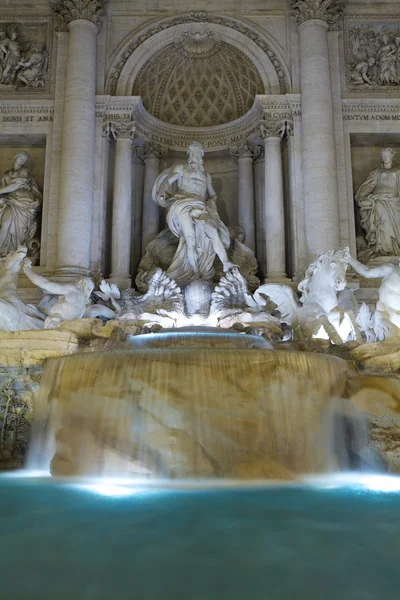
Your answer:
229,142 -> 261,161
291,0 -> 346,28
104,120 -> 136,141
140,142 -> 168,161
260,119 -> 286,141
50,0 -> 105,31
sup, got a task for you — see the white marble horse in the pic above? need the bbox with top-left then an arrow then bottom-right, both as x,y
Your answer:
254,248 -> 362,344
0,246 -> 44,330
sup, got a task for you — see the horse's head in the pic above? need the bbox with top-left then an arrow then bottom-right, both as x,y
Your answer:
0,246 -> 28,275
298,248 -> 349,301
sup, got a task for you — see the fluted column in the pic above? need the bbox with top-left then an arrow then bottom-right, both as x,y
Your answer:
230,143 -> 258,252
51,0 -> 104,278
261,120 -> 287,281
141,144 -> 165,253
106,121 -> 135,289
291,0 -> 345,259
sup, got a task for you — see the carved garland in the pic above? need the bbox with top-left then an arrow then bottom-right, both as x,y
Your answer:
108,12 -> 289,96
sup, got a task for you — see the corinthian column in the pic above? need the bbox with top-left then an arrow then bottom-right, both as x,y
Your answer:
291,0 -> 345,259
229,143 -> 257,252
51,0 -> 104,278
261,120 -> 288,281
106,121 -> 135,289
141,144 -> 165,253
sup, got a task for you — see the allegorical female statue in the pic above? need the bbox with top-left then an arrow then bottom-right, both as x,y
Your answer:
356,147 -> 400,257
0,150 -> 42,257
152,141 -> 235,286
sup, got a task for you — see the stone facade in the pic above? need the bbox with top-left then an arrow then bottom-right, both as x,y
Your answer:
0,0 -> 399,283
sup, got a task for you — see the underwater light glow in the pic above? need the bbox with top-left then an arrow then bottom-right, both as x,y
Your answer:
305,473 -> 400,492
75,482 -> 142,497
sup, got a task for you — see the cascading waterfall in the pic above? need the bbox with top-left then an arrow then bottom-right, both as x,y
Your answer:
29,331 -> 356,479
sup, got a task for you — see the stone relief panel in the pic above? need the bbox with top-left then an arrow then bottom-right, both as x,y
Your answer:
0,18 -> 51,94
345,18 -> 400,91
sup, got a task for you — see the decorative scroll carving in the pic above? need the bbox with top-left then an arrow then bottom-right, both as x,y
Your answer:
229,142 -> 261,161
0,19 -> 50,92
291,0 -> 346,27
103,120 -> 136,140
108,13 -> 288,96
259,119 -> 286,139
50,0 -> 104,30
139,142 -> 167,161
345,21 -> 400,89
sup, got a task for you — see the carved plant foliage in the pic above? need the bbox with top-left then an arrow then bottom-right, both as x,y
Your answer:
0,378 -> 32,470
291,0 -> 347,26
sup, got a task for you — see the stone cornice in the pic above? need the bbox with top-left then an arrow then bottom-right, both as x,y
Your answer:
291,0 -> 347,27
94,95 -> 300,151
341,99 -> 400,122
50,0 -> 104,30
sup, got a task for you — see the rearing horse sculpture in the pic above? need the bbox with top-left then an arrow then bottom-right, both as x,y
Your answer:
254,248 -> 362,344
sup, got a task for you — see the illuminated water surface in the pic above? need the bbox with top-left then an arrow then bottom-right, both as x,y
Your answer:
0,474 -> 399,599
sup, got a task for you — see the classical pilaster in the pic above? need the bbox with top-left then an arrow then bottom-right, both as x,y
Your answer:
51,0 -> 104,278
291,0 -> 346,259
229,143 -> 260,252
261,120 -> 288,281
106,121 -> 136,289
141,144 -> 166,254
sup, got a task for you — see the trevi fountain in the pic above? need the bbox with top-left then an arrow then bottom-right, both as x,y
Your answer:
1,0 -> 400,598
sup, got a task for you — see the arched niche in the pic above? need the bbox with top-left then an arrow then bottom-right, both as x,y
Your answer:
106,13 -> 291,99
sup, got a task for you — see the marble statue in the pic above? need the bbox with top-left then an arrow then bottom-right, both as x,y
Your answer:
151,141 -> 235,286
120,267 -> 282,340
0,246 -> 44,330
255,248 -> 362,344
0,150 -> 42,258
22,258 -> 94,329
356,148 -> 400,258
348,253 -> 400,341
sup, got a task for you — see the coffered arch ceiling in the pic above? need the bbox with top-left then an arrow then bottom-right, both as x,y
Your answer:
107,14 -> 291,129
132,32 -> 264,128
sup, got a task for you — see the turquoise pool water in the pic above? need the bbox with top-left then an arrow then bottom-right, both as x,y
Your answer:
0,475 -> 399,599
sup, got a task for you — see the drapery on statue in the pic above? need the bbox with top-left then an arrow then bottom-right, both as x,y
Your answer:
356,147 -> 400,257
0,150 -> 42,258
152,141 -> 235,286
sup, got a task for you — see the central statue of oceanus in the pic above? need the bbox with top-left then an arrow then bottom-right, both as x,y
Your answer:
152,141 -> 236,286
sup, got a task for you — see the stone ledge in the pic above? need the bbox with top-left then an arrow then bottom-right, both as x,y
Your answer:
0,329 -> 80,367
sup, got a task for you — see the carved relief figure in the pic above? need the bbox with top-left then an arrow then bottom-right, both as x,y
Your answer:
0,151 -> 42,258
356,148 -> 400,257
16,44 -> 48,87
152,141 -> 235,286
0,25 -> 21,85
348,24 -> 400,88
0,23 -> 48,89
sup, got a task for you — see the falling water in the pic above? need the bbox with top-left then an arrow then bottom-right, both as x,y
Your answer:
29,331 -> 353,479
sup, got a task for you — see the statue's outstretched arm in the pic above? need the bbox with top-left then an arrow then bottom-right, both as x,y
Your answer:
23,259 -> 75,294
347,254 -> 394,278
